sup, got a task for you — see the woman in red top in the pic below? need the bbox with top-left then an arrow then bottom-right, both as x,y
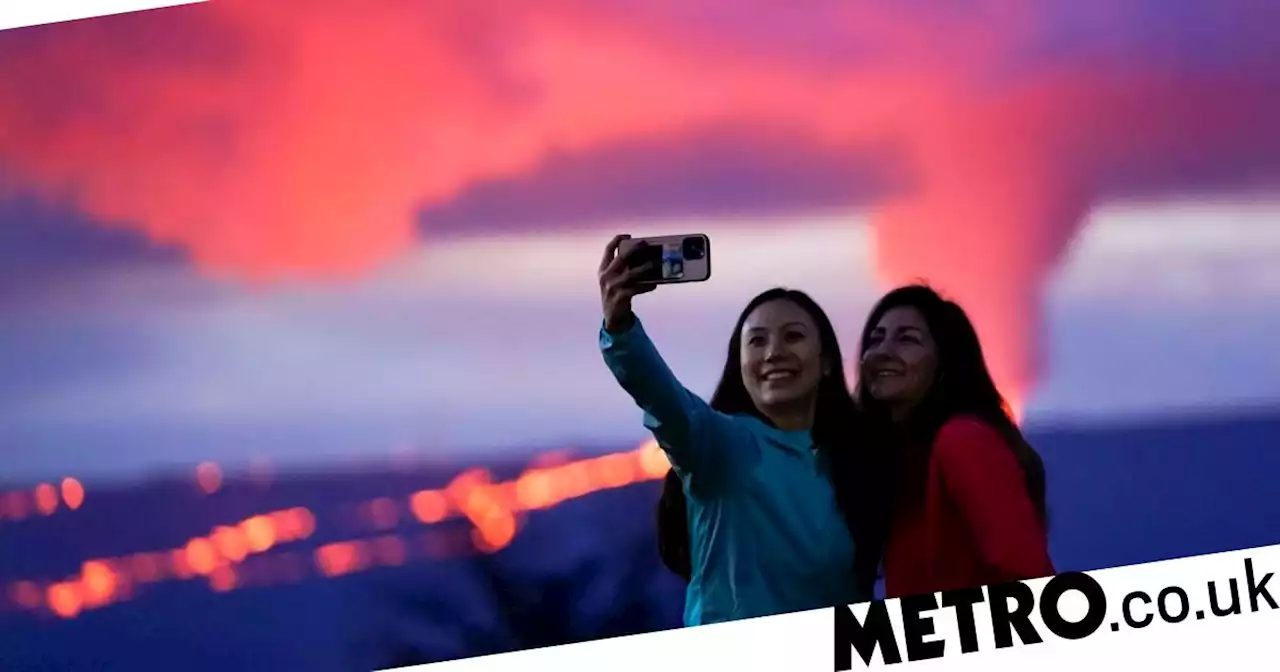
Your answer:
855,285 -> 1055,598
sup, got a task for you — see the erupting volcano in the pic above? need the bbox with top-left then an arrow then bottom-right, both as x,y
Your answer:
1,0 -> 1278,412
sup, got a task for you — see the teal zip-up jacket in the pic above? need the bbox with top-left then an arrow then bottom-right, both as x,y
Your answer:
600,317 -> 866,626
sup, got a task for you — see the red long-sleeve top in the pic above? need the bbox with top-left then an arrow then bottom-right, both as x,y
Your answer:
883,415 -> 1055,599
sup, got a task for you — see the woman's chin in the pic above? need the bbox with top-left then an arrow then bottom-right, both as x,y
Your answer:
868,383 -> 907,404
757,394 -> 810,416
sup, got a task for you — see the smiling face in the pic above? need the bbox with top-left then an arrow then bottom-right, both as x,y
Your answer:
861,305 -> 939,417
739,298 -> 826,428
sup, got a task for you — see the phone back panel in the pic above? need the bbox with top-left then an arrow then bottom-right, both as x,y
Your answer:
619,234 -> 711,285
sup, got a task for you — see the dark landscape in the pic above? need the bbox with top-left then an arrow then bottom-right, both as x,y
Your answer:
1,409 -> 1277,672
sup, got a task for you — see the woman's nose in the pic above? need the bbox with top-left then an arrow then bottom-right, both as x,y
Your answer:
864,342 -> 890,360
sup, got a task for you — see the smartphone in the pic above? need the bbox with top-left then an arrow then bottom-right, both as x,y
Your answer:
618,234 -> 712,285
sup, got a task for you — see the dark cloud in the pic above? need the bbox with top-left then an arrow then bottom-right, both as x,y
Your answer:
419,126 -> 901,235
0,197 -> 186,303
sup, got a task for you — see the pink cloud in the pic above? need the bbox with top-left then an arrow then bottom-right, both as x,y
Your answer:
0,0 -> 1277,399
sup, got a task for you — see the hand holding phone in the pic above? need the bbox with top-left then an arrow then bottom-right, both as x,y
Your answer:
617,234 -> 712,285
598,233 -> 712,332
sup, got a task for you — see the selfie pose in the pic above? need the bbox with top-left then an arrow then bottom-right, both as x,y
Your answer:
857,285 -> 1055,598
596,234 -> 886,625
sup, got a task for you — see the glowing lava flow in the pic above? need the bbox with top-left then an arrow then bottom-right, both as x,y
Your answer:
0,477 -> 87,523
4,441 -> 672,619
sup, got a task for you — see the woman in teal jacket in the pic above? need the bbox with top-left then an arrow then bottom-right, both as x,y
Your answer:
597,235 -> 888,626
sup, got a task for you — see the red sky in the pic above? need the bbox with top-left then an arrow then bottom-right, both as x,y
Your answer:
0,0 -> 1277,400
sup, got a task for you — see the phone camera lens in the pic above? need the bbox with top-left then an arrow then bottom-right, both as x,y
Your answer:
682,236 -> 706,260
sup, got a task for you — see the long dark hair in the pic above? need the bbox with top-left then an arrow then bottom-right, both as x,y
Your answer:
854,284 -> 1048,525
654,288 -> 891,595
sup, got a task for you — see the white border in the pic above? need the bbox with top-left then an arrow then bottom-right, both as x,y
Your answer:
386,543 -> 1280,671
0,0 -> 205,32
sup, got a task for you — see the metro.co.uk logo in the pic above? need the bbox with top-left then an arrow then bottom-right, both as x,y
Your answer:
835,556 -> 1277,669
384,545 -> 1280,671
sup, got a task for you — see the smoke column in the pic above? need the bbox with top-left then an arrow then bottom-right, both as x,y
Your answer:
0,0 -> 1278,406
872,122 -> 1087,415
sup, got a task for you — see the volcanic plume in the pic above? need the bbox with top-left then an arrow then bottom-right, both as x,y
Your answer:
0,0 -> 1278,406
